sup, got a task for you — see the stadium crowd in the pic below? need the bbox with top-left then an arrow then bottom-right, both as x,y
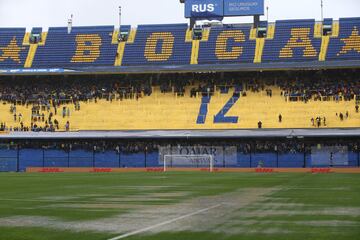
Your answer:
0,70 -> 359,132
3,138 -> 358,154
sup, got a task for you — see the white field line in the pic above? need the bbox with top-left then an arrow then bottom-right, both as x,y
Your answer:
0,198 -> 134,204
107,204 -> 223,240
0,198 -> 96,203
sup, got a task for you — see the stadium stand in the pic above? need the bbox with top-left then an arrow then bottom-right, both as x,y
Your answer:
31,26 -> 118,68
197,24 -> 256,64
0,70 -> 358,132
0,19 -> 359,172
121,24 -> 192,66
262,19 -> 322,62
327,17 -> 360,61
0,28 -> 29,68
1,18 -> 359,69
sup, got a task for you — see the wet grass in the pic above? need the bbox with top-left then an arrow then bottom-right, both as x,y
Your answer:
0,172 -> 359,240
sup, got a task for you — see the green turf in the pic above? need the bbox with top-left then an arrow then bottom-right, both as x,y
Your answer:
0,172 -> 359,240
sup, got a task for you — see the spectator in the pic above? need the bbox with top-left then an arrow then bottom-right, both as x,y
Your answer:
278,114 -> 282,123
258,121 -> 262,129
316,117 -> 321,128
62,107 -> 66,118
339,113 -> 344,121
190,88 -> 196,98
65,121 -> 70,131
54,119 -> 59,130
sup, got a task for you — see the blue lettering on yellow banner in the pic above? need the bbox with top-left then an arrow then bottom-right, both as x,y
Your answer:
214,95 -> 239,123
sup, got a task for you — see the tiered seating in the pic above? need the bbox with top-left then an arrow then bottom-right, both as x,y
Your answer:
0,28 -> 29,68
204,87 -> 359,129
198,25 -> 256,64
1,85 -> 358,131
262,19 -> 322,62
327,17 -> 360,60
122,24 -> 192,66
1,18 -> 359,69
32,26 -> 117,68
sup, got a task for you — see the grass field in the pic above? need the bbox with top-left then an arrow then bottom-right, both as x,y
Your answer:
0,172 -> 360,240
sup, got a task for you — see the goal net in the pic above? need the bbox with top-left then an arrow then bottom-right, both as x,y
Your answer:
163,154 -> 214,172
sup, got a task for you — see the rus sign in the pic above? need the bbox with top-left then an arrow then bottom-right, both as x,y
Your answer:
185,0 -> 224,19
224,0 -> 264,16
185,0 -> 264,19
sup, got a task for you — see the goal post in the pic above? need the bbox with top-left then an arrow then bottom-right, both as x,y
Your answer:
163,154 -> 214,172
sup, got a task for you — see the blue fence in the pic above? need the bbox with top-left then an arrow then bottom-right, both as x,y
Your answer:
0,148 -> 358,172
0,149 -> 17,172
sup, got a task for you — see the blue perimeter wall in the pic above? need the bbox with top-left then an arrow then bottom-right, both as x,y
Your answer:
0,149 -> 359,172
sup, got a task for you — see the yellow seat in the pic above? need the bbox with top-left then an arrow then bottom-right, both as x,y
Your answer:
1,86 -> 359,131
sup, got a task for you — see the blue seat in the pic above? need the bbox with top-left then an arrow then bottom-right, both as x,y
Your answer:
32,26 -> 119,68
327,18 -> 360,61
0,28 -> 29,68
122,24 -> 192,66
198,24 -> 256,64
262,19 -> 322,62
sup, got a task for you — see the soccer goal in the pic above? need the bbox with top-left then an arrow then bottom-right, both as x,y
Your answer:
163,154 -> 214,172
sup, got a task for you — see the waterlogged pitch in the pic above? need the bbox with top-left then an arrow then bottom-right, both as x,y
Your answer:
0,172 -> 359,240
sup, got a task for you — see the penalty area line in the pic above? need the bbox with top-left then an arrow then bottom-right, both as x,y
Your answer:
107,203 -> 223,240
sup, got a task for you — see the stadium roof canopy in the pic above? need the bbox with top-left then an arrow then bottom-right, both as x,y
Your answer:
1,60 -> 360,76
1,129 -> 359,139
